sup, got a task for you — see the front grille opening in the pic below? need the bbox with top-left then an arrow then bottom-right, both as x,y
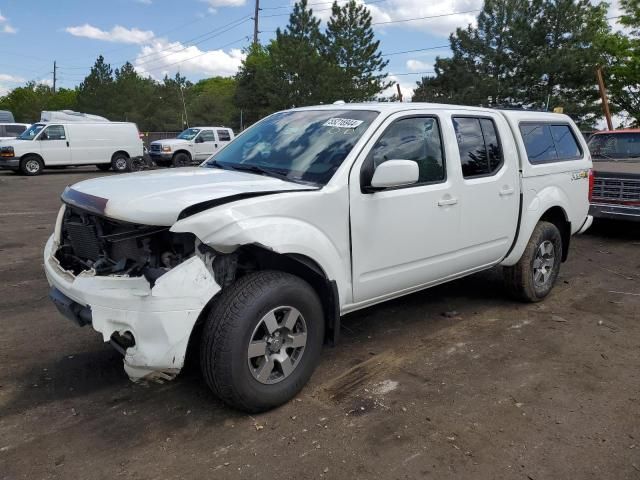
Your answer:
55,206 -> 195,279
592,177 -> 640,202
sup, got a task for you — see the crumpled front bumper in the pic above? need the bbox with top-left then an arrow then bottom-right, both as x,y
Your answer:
43,235 -> 221,381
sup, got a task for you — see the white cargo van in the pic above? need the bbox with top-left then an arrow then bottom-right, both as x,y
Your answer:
0,122 -> 143,175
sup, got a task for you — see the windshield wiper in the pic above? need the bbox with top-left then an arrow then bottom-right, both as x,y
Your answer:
205,159 -> 227,169
228,163 -> 299,182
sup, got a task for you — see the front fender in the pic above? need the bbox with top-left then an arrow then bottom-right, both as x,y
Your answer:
171,207 -> 351,305
501,185 -> 571,266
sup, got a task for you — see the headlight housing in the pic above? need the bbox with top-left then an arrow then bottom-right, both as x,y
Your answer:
162,145 -> 172,152
0,146 -> 15,157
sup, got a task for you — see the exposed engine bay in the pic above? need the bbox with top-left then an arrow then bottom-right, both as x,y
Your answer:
55,205 -> 195,284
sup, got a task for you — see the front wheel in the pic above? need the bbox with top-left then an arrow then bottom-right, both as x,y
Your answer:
20,156 -> 43,176
200,271 -> 324,412
172,152 -> 191,167
503,221 -> 563,302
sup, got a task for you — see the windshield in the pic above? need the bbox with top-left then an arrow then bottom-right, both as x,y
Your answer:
177,128 -> 200,140
18,124 -> 45,140
203,109 -> 378,186
588,132 -> 640,161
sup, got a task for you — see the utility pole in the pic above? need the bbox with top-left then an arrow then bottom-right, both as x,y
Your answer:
253,0 -> 260,45
396,83 -> 403,102
53,60 -> 57,93
596,66 -> 613,131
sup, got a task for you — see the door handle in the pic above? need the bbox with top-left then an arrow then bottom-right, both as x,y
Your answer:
499,186 -> 515,196
66,141 -> 69,147
214,143 -> 218,148
438,196 -> 458,206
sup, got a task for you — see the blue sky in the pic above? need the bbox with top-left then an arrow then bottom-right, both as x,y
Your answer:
0,0 -> 623,99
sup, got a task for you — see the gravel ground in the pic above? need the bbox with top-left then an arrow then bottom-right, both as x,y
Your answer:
1,167 -> 639,480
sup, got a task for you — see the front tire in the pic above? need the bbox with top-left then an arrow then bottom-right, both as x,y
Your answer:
172,152 -> 191,168
200,271 -> 324,412
20,155 -> 43,176
503,221 -> 563,302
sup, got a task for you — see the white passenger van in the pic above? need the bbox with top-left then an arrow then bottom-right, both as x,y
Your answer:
0,121 -> 143,175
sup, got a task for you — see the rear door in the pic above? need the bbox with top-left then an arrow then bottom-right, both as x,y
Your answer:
37,124 -> 71,165
216,129 -> 232,150
449,111 -> 520,267
194,129 -> 216,160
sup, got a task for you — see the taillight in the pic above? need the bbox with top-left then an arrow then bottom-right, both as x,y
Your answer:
588,168 -> 594,202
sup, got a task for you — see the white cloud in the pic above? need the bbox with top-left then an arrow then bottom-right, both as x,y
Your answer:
0,73 -> 25,83
134,40 -> 245,78
381,75 -> 416,101
65,24 -> 155,44
366,0 -> 480,35
205,0 -> 246,7
0,9 -> 17,34
406,59 -> 433,72
136,0 -> 152,4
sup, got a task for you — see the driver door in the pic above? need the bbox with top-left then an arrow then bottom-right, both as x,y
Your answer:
38,125 -> 71,165
194,130 -> 216,160
349,113 -> 463,304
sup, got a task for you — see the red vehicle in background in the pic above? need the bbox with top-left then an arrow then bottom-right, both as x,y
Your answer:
588,129 -> 640,222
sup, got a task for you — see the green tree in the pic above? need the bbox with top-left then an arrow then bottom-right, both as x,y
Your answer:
76,55 -> 114,118
324,0 -> 391,101
0,82 -> 77,122
189,76 -> 239,129
603,0 -> 640,124
110,62 -> 157,127
234,44 -> 278,126
413,0 -> 610,127
268,0 -> 335,108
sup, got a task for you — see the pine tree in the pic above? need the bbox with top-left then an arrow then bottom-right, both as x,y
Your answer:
268,0 -> 335,107
413,0 -> 610,127
76,55 -> 114,117
323,0 -> 391,101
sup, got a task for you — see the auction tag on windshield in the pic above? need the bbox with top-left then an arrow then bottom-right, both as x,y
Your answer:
323,118 -> 364,128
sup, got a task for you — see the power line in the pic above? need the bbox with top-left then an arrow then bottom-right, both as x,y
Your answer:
382,45 -> 449,56
372,9 -> 480,26
390,71 -> 436,76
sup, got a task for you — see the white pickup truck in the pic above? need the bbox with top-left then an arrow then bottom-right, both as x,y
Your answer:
44,103 -> 593,412
148,126 -> 234,167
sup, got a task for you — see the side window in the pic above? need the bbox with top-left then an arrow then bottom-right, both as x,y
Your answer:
520,123 -> 582,164
453,117 -> 504,178
199,130 -> 215,142
40,125 -> 66,141
362,116 -> 445,187
6,125 -> 26,135
217,129 -> 231,142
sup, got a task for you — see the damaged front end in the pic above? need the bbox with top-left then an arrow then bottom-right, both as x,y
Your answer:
45,203 -> 222,382
55,205 -> 196,284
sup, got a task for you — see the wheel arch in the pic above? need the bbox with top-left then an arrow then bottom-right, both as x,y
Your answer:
501,187 -> 573,267
21,152 -> 45,165
111,150 -> 130,160
172,149 -> 192,160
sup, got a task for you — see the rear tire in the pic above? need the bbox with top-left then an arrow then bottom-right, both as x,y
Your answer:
200,271 -> 324,412
172,152 -> 191,168
20,155 -> 43,176
503,221 -> 563,302
111,153 -> 130,173
96,164 -> 111,171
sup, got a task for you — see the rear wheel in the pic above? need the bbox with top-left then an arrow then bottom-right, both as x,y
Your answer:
20,156 -> 43,176
111,153 -> 130,173
172,152 -> 191,168
200,271 -> 324,412
503,221 -> 562,302
96,164 -> 111,172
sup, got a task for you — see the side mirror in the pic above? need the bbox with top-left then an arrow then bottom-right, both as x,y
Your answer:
369,160 -> 419,189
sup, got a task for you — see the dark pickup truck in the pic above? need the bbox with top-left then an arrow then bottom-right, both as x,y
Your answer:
588,129 -> 640,222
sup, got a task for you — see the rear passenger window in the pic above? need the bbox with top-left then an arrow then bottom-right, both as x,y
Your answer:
217,129 -> 231,142
520,123 -> 582,163
453,117 -> 503,178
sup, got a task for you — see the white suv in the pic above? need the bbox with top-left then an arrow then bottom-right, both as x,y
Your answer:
44,103 -> 593,412
149,127 -> 234,167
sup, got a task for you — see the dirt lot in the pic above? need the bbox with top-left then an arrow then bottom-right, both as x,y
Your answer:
1,168 -> 639,480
